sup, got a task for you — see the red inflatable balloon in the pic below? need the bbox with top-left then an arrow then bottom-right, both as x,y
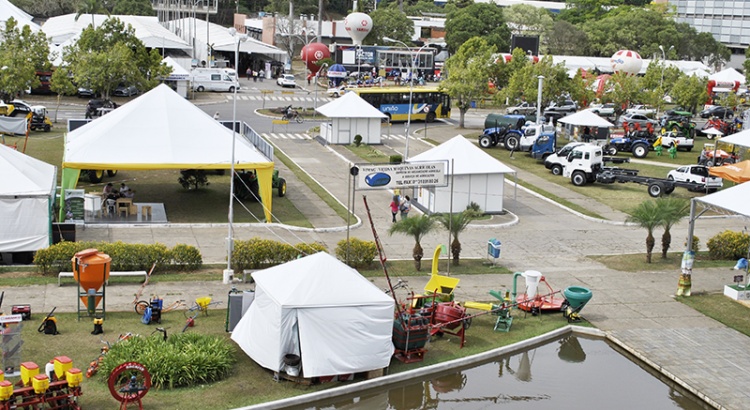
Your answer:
301,43 -> 330,75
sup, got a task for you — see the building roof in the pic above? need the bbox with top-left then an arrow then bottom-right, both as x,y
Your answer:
0,0 -> 39,31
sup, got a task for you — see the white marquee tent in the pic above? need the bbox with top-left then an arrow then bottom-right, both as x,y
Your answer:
0,0 -> 38,31
709,67 -> 746,86
231,252 -> 394,378
162,56 -> 190,98
60,84 -> 275,222
0,144 -> 56,253
407,135 -> 515,213
316,92 -> 387,145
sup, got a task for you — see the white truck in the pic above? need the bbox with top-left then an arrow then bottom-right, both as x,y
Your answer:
657,131 -> 694,152
191,68 -> 239,92
505,123 -> 556,152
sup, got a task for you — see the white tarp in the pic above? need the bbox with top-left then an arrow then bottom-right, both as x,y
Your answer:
717,129 -> 750,148
0,116 -> 28,135
709,67 -> 746,86
694,181 -> 750,217
231,252 -> 394,378
559,110 -> 615,128
316,92 -> 387,119
0,0 -> 39,31
0,144 -> 56,252
163,56 -> 190,81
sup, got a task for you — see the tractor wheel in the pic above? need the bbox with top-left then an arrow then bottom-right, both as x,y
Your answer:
571,171 -> 587,187
478,135 -> 492,149
551,164 -> 563,176
44,124 -> 50,132
632,144 -> 648,158
648,182 -> 665,198
504,135 -> 519,151
277,178 -> 287,197
605,145 -> 618,156
107,170 -> 118,177
88,170 -> 104,183
671,126 -> 679,133
706,159 -> 715,167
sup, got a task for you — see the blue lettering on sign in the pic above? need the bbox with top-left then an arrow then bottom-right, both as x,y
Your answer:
365,172 -> 391,187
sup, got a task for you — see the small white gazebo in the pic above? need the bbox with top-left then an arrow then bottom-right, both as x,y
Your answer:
316,92 -> 387,145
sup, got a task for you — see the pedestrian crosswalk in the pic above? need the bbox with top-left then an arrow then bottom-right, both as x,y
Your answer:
228,95 -> 334,103
260,133 -> 408,141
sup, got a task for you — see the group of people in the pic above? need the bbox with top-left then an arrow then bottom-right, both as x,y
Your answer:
389,195 -> 411,222
245,67 -> 265,82
102,182 -> 134,200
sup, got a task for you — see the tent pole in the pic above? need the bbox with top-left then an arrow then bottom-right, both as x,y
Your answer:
447,158 -> 454,275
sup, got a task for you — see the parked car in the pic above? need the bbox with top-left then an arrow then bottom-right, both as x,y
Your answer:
617,113 -> 659,129
589,103 -> 616,117
326,85 -> 349,98
506,102 -> 536,115
276,74 -> 296,88
625,104 -> 656,117
545,100 -> 578,114
667,165 -> 722,191
658,131 -> 694,151
700,105 -> 734,119
114,85 -> 138,97
77,87 -> 98,98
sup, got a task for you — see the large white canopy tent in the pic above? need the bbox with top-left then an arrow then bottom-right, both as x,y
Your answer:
407,135 -> 515,213
231,252 -> 394,378
709,67 -> 746,86
0,0 -> 39,31
316,92 -> 387,144
717,129 -> 750,148
559,110 -> 615,128
61,84 -> 275,222
0,144 -> 56,253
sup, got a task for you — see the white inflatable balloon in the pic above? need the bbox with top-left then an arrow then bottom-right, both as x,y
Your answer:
344,12 -> 372,45
610,50 -> 643,76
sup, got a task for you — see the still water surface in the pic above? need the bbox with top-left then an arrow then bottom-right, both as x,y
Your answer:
300,335 -> 708,410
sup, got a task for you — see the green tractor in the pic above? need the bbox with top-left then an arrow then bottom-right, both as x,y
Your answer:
234,169 -> 286,200
662,115 -> 696,138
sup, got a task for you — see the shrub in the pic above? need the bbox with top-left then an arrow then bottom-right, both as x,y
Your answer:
99,333 -> 235,389
353,134 -> 363,147
707,230 -> 750,260
466,202 -> 482,213
389,155 -> 402,163
169,244 -> 203,271
335,238 -> 378,269
684,235 -> 700,253
231,238 -> 328,271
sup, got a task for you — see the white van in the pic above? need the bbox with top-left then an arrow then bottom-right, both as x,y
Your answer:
191,68 -> 239,92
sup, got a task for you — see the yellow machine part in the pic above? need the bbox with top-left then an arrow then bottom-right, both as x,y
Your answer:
0,381 -> 12,401
32,375 -> 49,394
66,368 -> 83,388
54,356 -> 73,380
464,302 -> 495,311
20,362 -> 39,386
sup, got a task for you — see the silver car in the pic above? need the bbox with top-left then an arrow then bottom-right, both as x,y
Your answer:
506,102 -> 536,115
617,113 -> 658,129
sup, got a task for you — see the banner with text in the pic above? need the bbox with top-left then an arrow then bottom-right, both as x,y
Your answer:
355,161 -> 448,190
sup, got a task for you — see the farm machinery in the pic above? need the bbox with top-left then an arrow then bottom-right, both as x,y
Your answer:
0,356 -> 83,409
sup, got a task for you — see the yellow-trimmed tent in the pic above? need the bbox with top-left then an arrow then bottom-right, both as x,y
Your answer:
60,84 -> 274,222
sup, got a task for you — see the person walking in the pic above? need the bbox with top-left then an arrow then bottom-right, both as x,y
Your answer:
389,195 -> 400,223
399,195 -> 411,220
258,69 -> 265,82
246,67 -> 252,80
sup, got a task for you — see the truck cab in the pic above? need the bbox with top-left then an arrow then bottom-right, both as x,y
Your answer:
544,142 -> 585,175
515,123 -> 556,152
562,144 -> 604,185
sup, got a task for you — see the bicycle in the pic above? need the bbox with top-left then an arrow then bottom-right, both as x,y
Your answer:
281,106 -> 304,123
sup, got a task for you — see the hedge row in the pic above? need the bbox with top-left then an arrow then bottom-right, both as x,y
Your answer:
335,238 -> 377,269
231,238 -> 327,271
707,230 -> 750,260
34,241 -> 202,275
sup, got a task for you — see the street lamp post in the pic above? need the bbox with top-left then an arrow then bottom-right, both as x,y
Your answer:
536,75 -> 544,125
658,45 -> 674,93
383,37 -> 428,159
224,27 -> 247,284
314,62 -> 328,115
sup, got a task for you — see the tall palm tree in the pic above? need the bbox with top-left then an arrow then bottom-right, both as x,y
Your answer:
657,197 -> 690,259
75,0 -> 108,28
388,215 -> 437,271
436,211 -> 476,266
626,200 -> 662,263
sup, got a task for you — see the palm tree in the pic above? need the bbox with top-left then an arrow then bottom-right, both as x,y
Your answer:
626,200 -> 662,263
388,215 -> 437,271
657,198 -> 690,259
75,0 -> 108,27
436,211 -> 476,266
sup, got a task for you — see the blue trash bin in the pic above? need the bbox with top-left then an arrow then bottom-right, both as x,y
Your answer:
470,101 -> 477,108
487,239 -> 501,258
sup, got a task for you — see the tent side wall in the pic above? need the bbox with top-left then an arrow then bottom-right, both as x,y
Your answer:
425,174 -> 504,214
0,197 -> 51,252
231,287 -> 288,372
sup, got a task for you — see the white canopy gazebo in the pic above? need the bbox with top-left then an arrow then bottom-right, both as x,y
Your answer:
316,92 -> 387,145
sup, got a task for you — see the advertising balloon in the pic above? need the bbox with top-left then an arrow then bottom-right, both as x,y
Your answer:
610,50 -> 642,76
300,43 -> 330,75
344,12 -> 372,45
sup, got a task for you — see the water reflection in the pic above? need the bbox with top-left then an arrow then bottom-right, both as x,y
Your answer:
298,335 -> 708,410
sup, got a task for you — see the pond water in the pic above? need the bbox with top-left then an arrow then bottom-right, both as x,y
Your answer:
296,335 -> 709,410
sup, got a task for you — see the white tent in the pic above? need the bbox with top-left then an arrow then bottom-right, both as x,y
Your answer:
0,144 -> 56,253
231,252 -> 394,378
717,129 -> 750,148
559,110 -> 615,128
162,56 -> 190,98
61,84 -> 276,222
709,67 -> 746,86
407,135 -> 515,213
0,0 -> 38,31
316,92 -> 387,144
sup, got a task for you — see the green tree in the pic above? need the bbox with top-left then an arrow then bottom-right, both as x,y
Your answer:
388,215 -> 438,271
503,4 -> 553,52
445,3 -> 510,54
435,211 -> 476,266
557,0 -> 617,25
63,17 -> 170,99
656,198 -> 689,259
49,66 -> 78,123
547,20 -> 589,56
366,8 -> 413,45
0,18 -> 51,101
626,199 -> 662,263
440,37 -> 496,128
744,47 -> 750,77
569,70 -> 597,108
670,74 -> 708,115
501,55 -> 570,108
491,47 -> 531,97
75,0 -> 109,27
113,0 -> 157,15
608,73 -> 642,113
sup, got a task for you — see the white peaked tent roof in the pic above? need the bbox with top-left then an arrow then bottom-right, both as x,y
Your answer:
709,67 -> 746,85
64,84 -> 272,168
695,182 -> 750,217
0,144 -> 56,197
0,0 -> 38,31
170,18 -> 286,57
408,135 -> 515,175
250,252 -> 393,307
718,129 -> 750,148
316,91 -> 387,118
559,110 -> 615,127
163,56 -> 190,80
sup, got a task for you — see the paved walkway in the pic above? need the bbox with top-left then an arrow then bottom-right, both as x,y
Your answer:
17,108 -> 750,408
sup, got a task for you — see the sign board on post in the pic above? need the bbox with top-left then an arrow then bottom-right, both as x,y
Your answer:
355,161 -> 448,190
63,189 -> 85,224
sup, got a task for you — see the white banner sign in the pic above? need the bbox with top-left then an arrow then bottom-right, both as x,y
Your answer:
355,161 -> 448,190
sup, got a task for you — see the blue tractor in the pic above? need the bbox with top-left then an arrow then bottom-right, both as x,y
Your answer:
478,115 -> 526,149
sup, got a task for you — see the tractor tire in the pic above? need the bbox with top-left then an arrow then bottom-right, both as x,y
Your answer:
551,164 -> 563,176
648,182 -> 665,198
605,145 -> 618,156
665,185 -> 675,194
44,124 -> 50,132
107,170 -> 118,177
571,171 -> 588,186
196,86 -> 205,92
504,135 -> 519,151
632,144 -> 648,158
88,170 -> 104,183
277,178 -> 287,197
479,135 -> 493,149
426,112 -> 436,123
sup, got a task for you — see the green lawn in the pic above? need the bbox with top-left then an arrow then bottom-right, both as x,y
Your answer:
678,293 -> 750,337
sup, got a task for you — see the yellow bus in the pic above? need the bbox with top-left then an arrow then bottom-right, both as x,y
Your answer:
348,86 -> 451,122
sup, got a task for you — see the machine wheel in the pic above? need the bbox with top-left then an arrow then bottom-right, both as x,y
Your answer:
551,164 -> 563,176
648,182 -> 665,197
632,144 -> 648,158
108,362 -> 151,406
196,86 -> 205,92
44,124 -> 51,132
571,171 -> 587,186
665,185 -> 675,194
706,159 -> 715,167
426,112 -> 436,123
88,170 -> 104,183
478,135 -> 493,149
605,145 -> 618,156
504,135 -> 519,151
134,301 -> 149,315
107,170 -> 118,177
277,178 -> 287,197
671,126 -> 679,133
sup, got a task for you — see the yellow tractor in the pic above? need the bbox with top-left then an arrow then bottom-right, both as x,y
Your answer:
0,100 -> 53,132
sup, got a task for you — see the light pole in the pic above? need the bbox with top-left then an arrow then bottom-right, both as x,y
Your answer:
224,27 -> 247,283
383,37 -> 429,159
658,45 -> 674,93
536,75 -> 544,125
314,62 -> 328,115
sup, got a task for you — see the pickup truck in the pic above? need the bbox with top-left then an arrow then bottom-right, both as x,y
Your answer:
589,103 -> 616,117
625,104 -> 656,117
